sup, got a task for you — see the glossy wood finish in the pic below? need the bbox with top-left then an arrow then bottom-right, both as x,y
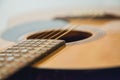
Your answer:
0,16 -> 120,70
33,19 -> 120,69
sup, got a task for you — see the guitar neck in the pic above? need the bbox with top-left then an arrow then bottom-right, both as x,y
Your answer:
0,39 -> 65,80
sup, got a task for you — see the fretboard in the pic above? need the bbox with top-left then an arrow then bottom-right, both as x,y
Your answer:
0,39 -> 65,80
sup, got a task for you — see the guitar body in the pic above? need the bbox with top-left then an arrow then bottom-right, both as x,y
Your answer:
34,19 -> 120,69
0,12 -> 120,80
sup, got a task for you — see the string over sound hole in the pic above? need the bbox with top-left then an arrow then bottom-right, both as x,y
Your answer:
27,30 -> 92,43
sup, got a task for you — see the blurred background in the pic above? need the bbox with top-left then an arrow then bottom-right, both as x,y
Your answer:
0,0 -> 120,34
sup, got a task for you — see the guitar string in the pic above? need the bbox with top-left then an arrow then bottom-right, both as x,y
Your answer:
55,24 -> 78,39
38,25 -> 72,39
34,13 -> 100,39
46,24 -> 77,39
35,22 -> 71,38
31,30 -> 54,39
30,24 -> 69,39
46,20 -> 90,40
35,24 -> 73,39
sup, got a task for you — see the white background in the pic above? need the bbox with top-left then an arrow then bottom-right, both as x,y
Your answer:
0,0 -> 120,34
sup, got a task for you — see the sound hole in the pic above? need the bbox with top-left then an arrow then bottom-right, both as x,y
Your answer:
27,30 -> 92,43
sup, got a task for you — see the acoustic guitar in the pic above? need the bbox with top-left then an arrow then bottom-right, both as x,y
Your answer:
0,12 -> 120,80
